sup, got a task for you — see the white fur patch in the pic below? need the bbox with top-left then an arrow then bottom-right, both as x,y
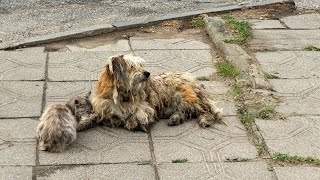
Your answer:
123,54 -> 145,67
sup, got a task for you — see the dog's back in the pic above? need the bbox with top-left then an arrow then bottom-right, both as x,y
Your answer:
37,103 -> 77,152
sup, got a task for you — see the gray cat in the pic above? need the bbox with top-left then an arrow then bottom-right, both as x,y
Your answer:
37,91 -> 96,153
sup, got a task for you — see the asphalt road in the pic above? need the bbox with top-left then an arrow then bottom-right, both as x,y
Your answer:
0,0 -> 318,43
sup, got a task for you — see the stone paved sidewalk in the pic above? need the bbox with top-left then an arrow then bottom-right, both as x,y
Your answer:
0,36 -> 277,179
250,13 -> 320,179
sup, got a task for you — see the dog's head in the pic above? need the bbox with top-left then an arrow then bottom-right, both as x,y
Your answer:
96,54 -> 150,104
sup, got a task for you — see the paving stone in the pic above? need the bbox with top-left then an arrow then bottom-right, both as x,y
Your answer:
0,118 -> 38,142
217,101 -> 237,116
37,164 -> 155,180
158,162 -> 274,180
65,40 -> 131,52
134,49 -> 215,76
130,38 -> 211,50
255,51 -> 320,79
269,78 -> 320,115
46,81 -> 96,104
256,116 -> 320,158
275,166 -> 320,180
280,14 -> 320,29
200,81 -> 230,95
152,116 -> 257,163
249,30 -> 320,50
270,78 -> 320,97
0,81 -> 43,118
39,127 -> 150,165
0,49 -> 46,80
0,142 -> 36,165
250,20 -> 285,29
0,166 -> 32,180
48,51 -> 130,81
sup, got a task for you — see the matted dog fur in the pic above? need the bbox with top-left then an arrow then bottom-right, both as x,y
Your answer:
92,54 -> 224,132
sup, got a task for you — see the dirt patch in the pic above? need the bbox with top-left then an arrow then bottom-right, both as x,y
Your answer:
209,3 -> 319,20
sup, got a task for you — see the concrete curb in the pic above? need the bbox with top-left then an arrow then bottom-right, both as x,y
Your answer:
0,0 -> 294,50
204,16 -> 273,89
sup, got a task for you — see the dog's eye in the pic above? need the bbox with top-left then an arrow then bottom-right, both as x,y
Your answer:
131,65 -> 134,68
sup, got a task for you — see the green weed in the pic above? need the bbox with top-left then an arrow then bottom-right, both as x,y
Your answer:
223,16 -> 252,45
305,45 -> 320,51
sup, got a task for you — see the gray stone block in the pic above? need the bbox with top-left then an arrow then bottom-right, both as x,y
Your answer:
0,118 -> 38,142
46,81 -> 97,104
249,30 -> 320,50
130,38 -> 211,50
48,51 -> 129,81
0,142 -> 36,165
152,116 -> 257,163
275,166 -> 320,180
39,127 -> 150,165
281,14 -> 320,29
0,50 -> 46,80
158,162 -> 274,180
65,40 -> 131,52
0,81 -> 43,118
200,81 -> 229,95
256,116 -> 320,158
276,97 -> 320,115
255,51 -> 320,79
250,20 -> 285,29
133,49 -> 215,76
0,166 -> 32,180
217,101 -> 237,116
37,164 -> 155,180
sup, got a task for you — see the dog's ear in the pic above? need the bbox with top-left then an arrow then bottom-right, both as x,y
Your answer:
109,55 -> 128,87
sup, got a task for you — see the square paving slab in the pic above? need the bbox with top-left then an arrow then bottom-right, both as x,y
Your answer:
48,51 -> 130,81
130,38 -> 211,50
0,81 -> 43,118
158,162 -> 274,180
39,127 -> 150,165
0,166 -> 32,180
256,116 -> 320,158
37,164 -> 155,180
0,49 -> 46,81
152,117 -> 257,163
275,166 -> 320,180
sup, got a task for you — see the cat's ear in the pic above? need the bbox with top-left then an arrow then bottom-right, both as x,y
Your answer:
84,91 -> 91,99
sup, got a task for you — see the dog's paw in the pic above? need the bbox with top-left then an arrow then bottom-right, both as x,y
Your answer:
168,114 -> 183,126
197,115 -> 212,128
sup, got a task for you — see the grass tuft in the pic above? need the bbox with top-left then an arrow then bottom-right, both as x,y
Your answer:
172,158 -> 188,163
261,48 -> 278,52
264,72 -> 279,79
274,153 -> 320,166
254,103 -> 277,119
196,76 -> 210,81
216,62 -> 240,78
192,18 -> 205,28
305,45 -> 320,51
223,16 -> 252,45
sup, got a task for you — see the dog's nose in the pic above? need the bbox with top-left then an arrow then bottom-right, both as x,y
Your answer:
143,71 -> 150,78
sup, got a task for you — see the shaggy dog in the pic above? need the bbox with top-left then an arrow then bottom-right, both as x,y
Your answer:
37,92 -> 95,152
92,54 -> 224,132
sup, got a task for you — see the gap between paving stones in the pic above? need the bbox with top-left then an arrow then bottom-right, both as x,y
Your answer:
204,16 -> 272,90
0,0 -> 294,51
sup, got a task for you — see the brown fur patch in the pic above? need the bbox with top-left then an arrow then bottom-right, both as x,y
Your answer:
178,84 -> 199,104
96,67 -> 113,98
